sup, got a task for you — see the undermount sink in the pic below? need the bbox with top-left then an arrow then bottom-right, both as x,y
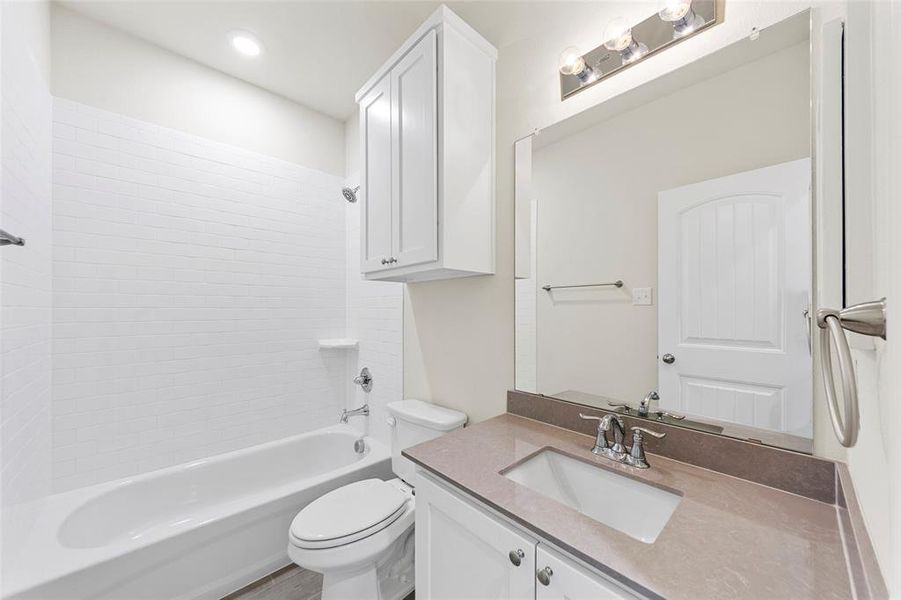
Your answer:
503,449 -> 681,543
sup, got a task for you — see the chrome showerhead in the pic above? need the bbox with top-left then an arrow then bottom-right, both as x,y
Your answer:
342,185 -> 360,203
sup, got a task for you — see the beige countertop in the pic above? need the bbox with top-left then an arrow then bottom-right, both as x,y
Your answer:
403,413 -> 851,600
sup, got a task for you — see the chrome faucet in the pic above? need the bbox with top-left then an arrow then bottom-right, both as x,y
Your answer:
578,413 -> 627,461
579,413 -> 666,469
638,391 -> 659,417
340,404 -> 370,424
608,391 -> 686,422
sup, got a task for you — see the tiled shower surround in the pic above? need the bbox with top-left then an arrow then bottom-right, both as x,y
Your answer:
0,17 -> 53,507
48,99 -> 399,491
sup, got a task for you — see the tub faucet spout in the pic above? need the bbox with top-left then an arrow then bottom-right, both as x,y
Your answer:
340,404 -> 370,424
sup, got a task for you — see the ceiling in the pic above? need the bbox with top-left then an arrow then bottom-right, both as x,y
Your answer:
58,0 -> 591,121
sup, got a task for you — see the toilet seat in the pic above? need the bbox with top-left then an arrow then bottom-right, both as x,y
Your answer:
290,479 -> 410,550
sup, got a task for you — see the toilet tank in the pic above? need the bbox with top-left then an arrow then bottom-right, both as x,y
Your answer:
386,399 -> 467,485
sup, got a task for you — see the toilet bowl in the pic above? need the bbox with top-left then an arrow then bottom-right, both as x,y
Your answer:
288,399 -> 466,600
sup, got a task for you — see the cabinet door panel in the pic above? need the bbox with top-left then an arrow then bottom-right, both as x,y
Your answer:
416,473 -> 535,600
360,74 -> 393,272
391,29 -> 438,268
536,545 -> 639,600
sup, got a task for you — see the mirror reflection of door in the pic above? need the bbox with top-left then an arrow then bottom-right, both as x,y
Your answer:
657,159 -> 812,437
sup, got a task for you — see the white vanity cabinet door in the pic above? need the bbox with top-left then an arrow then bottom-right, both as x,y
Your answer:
390,29 -> 438,269
416,473 -> 536,600
359,73 -> 394,273
535,545 -> 638,600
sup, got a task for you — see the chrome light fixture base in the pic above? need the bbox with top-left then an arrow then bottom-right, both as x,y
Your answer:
559,0 -> 717,100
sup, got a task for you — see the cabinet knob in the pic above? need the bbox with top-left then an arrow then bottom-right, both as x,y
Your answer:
536,566 -> 553,586
389,257 -> 397,264
508,549 -> 525,567
662,353 -> 676,364
381,258 -> 388,265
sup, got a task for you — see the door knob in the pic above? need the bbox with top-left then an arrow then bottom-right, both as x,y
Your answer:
536,566 -> 553,586
662,353 -> 676,364
508,549 -> 525,566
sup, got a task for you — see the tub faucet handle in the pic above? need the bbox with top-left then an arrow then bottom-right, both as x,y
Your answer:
353,367 -> 373,392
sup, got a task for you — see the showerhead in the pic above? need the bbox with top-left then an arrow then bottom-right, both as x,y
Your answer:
342,185 -> 360,203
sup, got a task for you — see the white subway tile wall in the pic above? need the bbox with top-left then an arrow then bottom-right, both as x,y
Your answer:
344,186 -> 403,446
50,99 -> 349,491
0,24 -> 54,506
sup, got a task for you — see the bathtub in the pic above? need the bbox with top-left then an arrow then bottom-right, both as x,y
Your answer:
2,424 -> 392,599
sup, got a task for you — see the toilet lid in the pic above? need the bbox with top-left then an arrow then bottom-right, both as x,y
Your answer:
291,479 -> 408,546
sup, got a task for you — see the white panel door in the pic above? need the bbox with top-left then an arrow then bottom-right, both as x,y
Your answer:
416,473 -> 535,600
359,74 -> 393,273
535,545 -> 638,600
391,29 -> 438,268
658,159 -> 812,436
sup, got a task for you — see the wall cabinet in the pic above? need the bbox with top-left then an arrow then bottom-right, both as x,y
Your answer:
415,471 -> 641,600
355,6 -> 496,282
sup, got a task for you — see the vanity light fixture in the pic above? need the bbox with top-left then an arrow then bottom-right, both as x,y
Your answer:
558,46 -> 595,82
558,0 -> 716,99
658,0 -> 706,37
229,30 -> 263,57
603,17 -> 648,65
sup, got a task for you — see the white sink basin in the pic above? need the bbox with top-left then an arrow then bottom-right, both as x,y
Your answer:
503,449 -> 681,543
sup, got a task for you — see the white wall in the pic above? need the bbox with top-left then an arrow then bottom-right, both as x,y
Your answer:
530,42 -> 810,406
0,0 -> 52,507
50,5 -> 345,177
50,99 -> 347,491
402,0 -> 818,425
843,0 -> 901,593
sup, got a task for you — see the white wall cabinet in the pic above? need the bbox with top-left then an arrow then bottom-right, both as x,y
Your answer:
415,471 -> 641,600
355,6 -> 496,282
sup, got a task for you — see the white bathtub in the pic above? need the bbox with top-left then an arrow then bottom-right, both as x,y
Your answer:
2,424 -> 392,599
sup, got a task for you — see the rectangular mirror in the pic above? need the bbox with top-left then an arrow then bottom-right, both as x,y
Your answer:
515,11 -> 826,454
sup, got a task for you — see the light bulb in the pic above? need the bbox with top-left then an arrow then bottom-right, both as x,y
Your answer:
558,46 -> 586,76
603,17 -> 647,64
229,31 -> 262,57
657,0 -> 705,37
603,17 -> 634,52
558,46 -> 594,82
658,0 -> 692,22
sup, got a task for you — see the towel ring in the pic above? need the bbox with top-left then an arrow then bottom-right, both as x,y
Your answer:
816,298 -> 886,448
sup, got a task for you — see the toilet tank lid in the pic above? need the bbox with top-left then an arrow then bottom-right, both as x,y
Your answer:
387,399 -> 467,431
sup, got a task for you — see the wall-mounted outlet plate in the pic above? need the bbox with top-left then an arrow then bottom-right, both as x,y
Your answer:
632,287 -> 653,306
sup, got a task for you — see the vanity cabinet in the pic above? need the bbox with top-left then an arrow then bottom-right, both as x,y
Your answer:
415,471 -> 640,600
355,6 -> 496,282
415,469 -> 535,599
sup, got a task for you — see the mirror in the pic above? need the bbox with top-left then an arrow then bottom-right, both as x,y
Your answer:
515,11 -> 821,453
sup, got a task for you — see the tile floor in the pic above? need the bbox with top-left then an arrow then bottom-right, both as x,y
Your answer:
223,565 -> 415,600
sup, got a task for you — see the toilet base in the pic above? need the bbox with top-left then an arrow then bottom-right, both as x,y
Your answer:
318,525 -> 414,600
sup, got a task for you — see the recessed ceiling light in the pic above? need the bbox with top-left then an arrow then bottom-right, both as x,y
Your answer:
229,31 -> 262,57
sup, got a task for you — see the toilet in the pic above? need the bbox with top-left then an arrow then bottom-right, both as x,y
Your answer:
288,399 -> 467,600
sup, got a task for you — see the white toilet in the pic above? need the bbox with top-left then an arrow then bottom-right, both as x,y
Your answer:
288,399 -> 467,600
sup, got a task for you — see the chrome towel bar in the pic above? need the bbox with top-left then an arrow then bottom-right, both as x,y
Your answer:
0,228 -> 25,247
542,280 -> 623,292
816,298 -> 887,447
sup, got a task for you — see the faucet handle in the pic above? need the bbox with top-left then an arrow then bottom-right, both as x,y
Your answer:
654,410 -> 685,421
578,413 -> 604,423
631,426 -> 666,439
607,402 -> 634,414
626,426 -> 665,469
